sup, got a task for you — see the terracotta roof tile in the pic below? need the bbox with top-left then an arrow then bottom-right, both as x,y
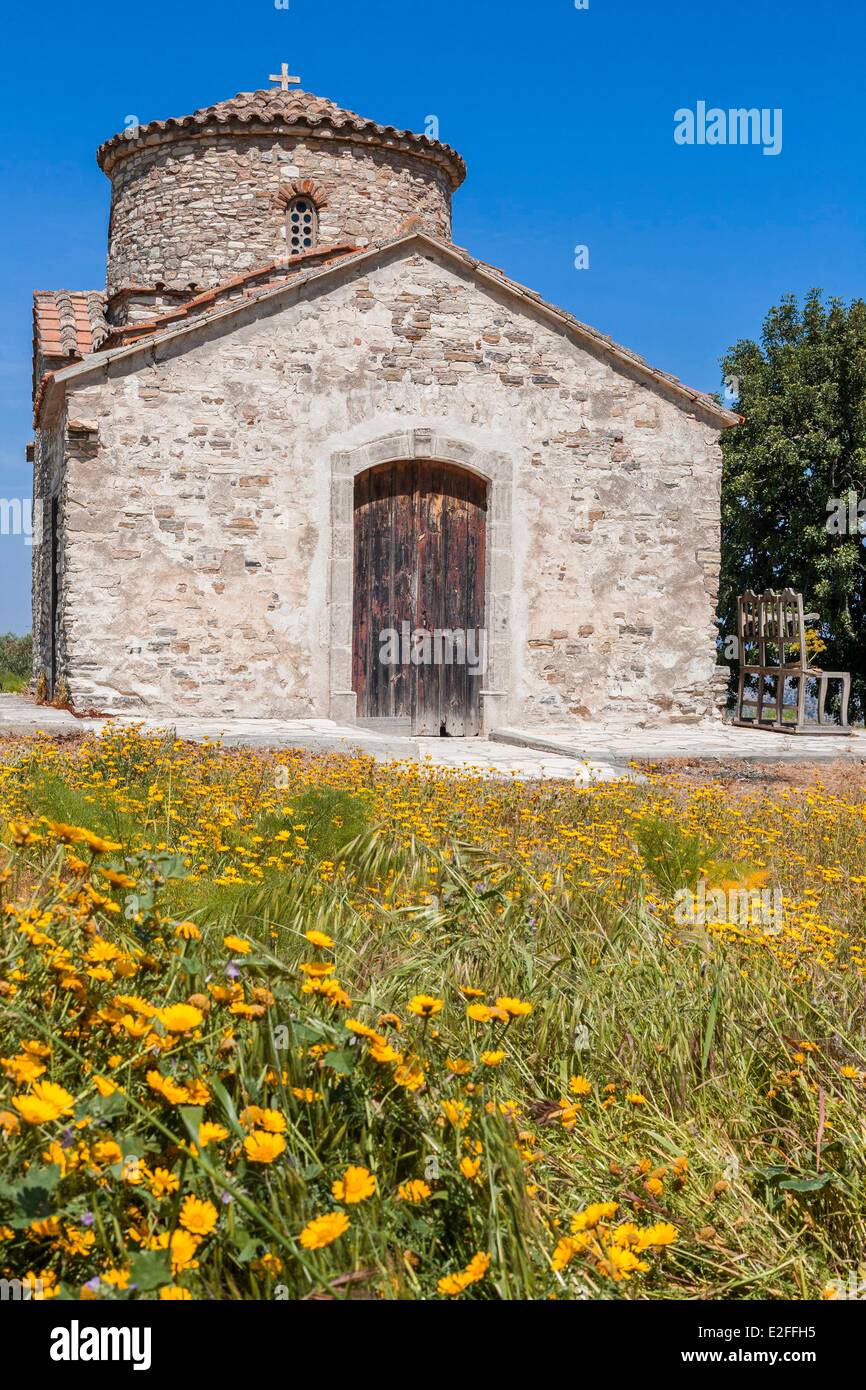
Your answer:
103,243 -> 359,347
96,89 -> 466,188
33,290 -> 108,360
32,369 -> 55,426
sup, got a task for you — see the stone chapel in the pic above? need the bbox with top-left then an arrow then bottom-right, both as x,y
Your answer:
30,73 -> 738,733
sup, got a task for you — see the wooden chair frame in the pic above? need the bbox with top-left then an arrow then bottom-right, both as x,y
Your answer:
734,588 -> 851,735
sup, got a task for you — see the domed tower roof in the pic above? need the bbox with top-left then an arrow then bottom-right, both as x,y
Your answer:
98,84 -> 467,324
96,88 -> 466,188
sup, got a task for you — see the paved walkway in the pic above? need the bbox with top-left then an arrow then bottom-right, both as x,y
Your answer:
0,696 -> 861,780
493,722 -> 866,766
0,698 -> 624,783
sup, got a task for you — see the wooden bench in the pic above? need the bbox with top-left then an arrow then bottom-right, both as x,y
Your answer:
733,588 -> 851,734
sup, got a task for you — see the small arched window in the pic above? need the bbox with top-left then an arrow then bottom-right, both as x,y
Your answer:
287,197 -> 318,255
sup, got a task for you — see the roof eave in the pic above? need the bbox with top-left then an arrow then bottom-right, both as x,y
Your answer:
96,119 -> 466,189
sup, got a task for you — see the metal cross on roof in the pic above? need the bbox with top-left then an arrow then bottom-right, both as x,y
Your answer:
269,63 -> 301,92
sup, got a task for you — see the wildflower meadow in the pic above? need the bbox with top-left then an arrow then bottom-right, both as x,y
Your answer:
0,727 -> 863,1302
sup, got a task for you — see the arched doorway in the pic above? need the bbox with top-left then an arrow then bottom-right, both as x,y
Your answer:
352,459 -> 487,736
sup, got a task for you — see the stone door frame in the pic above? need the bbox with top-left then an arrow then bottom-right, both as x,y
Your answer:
329,427 -> 514,732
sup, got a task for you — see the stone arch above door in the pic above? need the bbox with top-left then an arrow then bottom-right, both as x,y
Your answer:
329,427 -> 514,731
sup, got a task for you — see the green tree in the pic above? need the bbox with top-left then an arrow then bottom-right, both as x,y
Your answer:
0,632 -> 32,691
719,290 -> 866,721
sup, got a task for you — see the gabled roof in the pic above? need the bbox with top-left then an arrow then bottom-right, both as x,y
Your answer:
96,88 -> 466,189
31,246 -> 360,418
36,231 -> 741,429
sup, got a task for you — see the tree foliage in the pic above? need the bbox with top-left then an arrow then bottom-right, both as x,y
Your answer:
0,632 -> 32,690
719,290 -> 866,720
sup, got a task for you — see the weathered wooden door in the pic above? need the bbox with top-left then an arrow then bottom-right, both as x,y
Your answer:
352,461 -> 487,736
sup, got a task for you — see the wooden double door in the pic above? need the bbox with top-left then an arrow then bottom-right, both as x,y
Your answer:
352,460 -> 487,736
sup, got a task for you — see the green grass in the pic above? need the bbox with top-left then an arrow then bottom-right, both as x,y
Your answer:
0,671 -> 28,693
1,736 -> 865,1299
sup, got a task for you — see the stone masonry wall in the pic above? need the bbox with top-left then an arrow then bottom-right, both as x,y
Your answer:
32,413 -> 103,694
54,248 -> 726,726
31,414 -> 65,682
105,133 -> 453,316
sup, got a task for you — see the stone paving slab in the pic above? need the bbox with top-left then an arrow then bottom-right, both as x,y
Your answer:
493,722 -> 866,766
414,738 -> 628,782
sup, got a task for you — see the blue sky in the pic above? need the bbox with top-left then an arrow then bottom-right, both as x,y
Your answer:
1,0 -> 864,631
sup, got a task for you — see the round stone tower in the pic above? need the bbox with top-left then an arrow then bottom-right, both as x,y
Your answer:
96,88 -> 466,325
